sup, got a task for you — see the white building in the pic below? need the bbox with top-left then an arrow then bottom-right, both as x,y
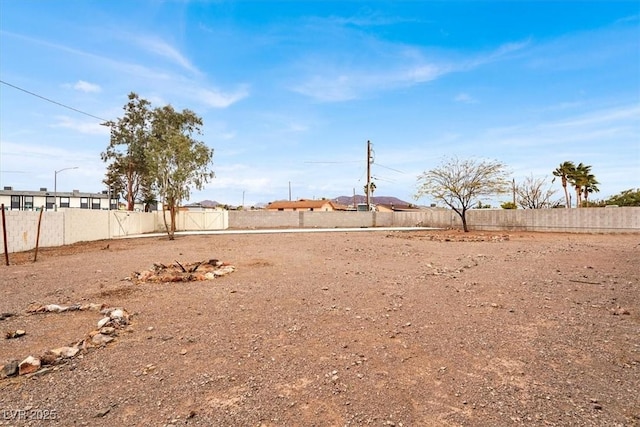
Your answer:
0,187 -> 118,211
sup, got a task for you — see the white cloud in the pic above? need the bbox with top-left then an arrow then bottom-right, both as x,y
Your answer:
133,35 -> 200,75
292,75 -> 354,102
454,93 -> 478,104
291,38 -> 528,102
73,80 -> 102,93
536,101 -> 583,112
3,30 -> 173,81
196,85 -> 250,108
542,104 -> 640,130
482,104 -> 639,141
51,116 -> 110,135
405,63 -> 449,83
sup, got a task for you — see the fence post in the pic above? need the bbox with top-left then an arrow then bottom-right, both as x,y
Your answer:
1,204 -> 8,266
34,206 -> 45,262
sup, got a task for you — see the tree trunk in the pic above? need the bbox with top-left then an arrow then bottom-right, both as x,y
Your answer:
168,204 -> 176,240
127,180 -> 134,211
461,209 -> 469,232
161,204 -> 170,238
563,184 -> 570,208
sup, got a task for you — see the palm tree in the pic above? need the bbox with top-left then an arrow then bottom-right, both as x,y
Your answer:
552,161 -> 576,208
582,173 -> 599,207
570,163 -> 596,208
364,181 -> 376,198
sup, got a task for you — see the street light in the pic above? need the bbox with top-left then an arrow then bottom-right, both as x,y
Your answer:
54,167 -> 78,211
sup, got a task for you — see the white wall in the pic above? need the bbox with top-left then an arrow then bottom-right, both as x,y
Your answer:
1,207 -> 638,255
0,211 -> 65,253
1,210 -> 164,254
157,210 -> 229,231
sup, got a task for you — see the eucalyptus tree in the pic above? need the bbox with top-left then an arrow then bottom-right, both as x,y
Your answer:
101,93 -> 153,211
147,105 -> 215,240
415,157 -> 510,232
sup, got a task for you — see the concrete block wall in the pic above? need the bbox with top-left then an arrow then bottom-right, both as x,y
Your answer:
62,210 -> 192,244
64,209 -> 157,243
401,210 -> 459,228
2,207 -> 638,255
0,211 -> 65,254
228,208 -> 639,232
226,209 -> 461,229
1,210 -> 161,255
229,211 -> 299,228
301,211 -> 374,228
64,209 -> 110,244
466,207 -> 640,233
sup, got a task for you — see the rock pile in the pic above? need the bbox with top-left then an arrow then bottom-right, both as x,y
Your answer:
1,304 -> 131,380
131,259 -> 236,283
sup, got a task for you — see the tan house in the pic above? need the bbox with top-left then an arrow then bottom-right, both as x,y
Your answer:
266,199 -> 341,212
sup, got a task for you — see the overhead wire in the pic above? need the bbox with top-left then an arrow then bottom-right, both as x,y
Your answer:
0,79 -> 109,122
375,163 -> 405,174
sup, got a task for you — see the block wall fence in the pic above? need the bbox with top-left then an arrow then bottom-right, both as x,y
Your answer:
1,207 -> 638,254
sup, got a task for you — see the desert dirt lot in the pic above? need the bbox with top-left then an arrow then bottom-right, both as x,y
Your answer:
1,229 -> 639,426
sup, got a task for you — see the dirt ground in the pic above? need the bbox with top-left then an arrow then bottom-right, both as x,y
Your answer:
0,229 -> 639,426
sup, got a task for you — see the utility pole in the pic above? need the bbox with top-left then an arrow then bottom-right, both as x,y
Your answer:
366,140 -> 372,210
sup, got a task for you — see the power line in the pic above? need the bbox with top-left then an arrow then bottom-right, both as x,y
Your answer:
0,79 -> 109,122
303,161 -> 359,164
375,163 -> 405,174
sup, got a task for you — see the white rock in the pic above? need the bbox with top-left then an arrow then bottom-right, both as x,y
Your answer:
51,347 -> 79,358
110,309 -> 125,319
213,266 -> 236,276
91,333 -> 114,346
97,317 -> 111,328
18,356 -> 41,375
100,326 -> 116,335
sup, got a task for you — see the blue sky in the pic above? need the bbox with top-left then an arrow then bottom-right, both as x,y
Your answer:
1,1 -> 638,207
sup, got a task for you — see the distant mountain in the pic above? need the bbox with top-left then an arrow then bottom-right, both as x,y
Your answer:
332,195 -> 413,207
199,199 -> 220,207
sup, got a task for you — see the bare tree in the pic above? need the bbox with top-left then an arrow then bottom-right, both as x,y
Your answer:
415,157 -> 510,232
516,175 -> 557,209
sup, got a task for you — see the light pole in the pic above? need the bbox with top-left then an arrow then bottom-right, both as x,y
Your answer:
54,167 -> 78,211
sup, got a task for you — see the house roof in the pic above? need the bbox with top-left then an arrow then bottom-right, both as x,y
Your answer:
267,199 -> 339,210
0,189 -> 110,198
